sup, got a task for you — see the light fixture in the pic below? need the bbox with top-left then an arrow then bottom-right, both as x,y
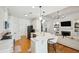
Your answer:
39,6 -> 42,20
5,19 -> 8,21
42,19 -> 45,23
4,7 -> 9,21
56,22 -> 59,24
54,28 -> 56,31
32,6 -> 35,8
24,14 -> 28,16
39,16 -> 42,21
53,11 -> 66,20
39,6 -> 43,32
39,6 -> 46,32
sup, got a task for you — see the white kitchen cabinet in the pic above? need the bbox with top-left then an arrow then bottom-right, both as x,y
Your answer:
31,37 -> 48,53
31,32 -> 57,53
0,39 -> 13,53
57,36 -> 79,50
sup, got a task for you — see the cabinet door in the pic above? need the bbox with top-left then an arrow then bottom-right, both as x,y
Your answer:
31,40 -> 36,53
36,40 -> 47,53
0,39 -> 13,53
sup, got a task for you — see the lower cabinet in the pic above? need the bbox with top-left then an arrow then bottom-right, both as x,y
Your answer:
0,39 -> 13,53
31,37 -> 48,53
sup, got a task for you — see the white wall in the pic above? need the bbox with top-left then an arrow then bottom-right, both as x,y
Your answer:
41,9 -> 79,50
8,16 -> 20,39
31,18 -> 41,32
43,16 -> 77,36
19,17 -> 31,36
0,7 -> 32,53
0,7 -> 7,33
0,7 -> 14,52
8,16 -> 31,40
0,7 -> 31,40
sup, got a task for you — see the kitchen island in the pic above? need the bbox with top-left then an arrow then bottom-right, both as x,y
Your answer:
31,32 -> 58,53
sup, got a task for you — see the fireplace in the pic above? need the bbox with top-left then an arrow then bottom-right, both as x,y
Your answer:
61,31 -> 71,36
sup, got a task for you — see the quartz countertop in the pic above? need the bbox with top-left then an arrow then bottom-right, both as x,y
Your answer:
31,32 -> 58,43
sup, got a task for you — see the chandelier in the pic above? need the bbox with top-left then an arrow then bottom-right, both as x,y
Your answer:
39,6 -> 46,32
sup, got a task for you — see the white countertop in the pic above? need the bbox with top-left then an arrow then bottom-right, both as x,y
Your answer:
31,32 -> 58,53
31,32 -> 58,43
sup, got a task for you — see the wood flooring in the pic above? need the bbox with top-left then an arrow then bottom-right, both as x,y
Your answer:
48,43 -> 79,53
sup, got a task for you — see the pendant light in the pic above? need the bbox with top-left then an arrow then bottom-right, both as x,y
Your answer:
39,6 -> 43,32
39,6 -> 46,32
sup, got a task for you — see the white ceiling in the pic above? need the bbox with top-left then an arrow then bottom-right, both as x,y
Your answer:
6,6 -> 68,19
46,6 -> 79,20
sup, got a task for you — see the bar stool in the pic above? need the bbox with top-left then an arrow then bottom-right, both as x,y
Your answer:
48,38 -> 57,53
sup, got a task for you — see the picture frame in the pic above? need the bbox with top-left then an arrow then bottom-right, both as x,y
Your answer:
75,22 -> 79,28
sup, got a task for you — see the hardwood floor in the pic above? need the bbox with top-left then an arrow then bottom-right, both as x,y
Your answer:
48,43 -> 79,53
14,35 -> 31,53
15,37 -> 79,53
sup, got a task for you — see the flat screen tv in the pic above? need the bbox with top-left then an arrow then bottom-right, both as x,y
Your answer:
61,21 -> 71,26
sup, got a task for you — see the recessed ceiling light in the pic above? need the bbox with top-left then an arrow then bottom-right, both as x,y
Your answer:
32,6 -> 35,8
39,16 -> 42,21
24,14 -> 28,16
5,19 -> 8,21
